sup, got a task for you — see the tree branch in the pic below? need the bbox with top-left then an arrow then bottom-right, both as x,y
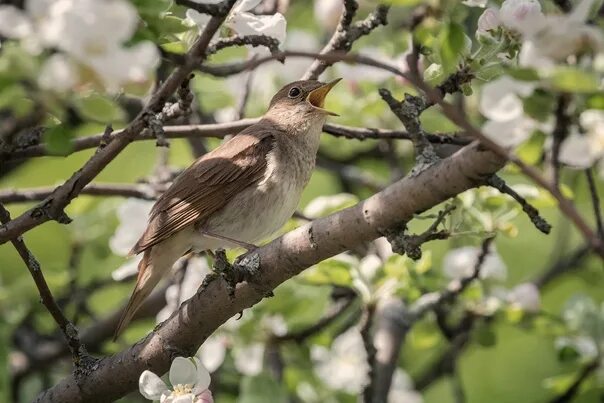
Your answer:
0,183 -> 160,204
486,175 -> 552,235
0,204 -> 88,366
36,142 -> 506,402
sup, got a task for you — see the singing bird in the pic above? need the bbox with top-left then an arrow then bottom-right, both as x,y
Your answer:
114,78 -> 341,338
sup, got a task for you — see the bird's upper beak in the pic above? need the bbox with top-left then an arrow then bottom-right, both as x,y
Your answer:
307,78 -> 342,116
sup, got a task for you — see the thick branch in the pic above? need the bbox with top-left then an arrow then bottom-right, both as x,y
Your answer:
207,35 -> 281,55
37,142 -> 506,402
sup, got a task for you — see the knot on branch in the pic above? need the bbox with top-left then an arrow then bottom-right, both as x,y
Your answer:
435,65 -> 474,100
384,205 -> 455,260
30,199 -> 72,225
208,249 -> 262,298
379,88 -> 439,173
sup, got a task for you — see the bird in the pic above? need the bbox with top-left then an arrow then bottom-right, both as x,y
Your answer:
113,78 -> 341,339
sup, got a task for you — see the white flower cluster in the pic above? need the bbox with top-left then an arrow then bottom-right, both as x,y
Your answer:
0,0 -> 160,93
311,327 -> 422,401
139,357 -> 213,403
186,0 -> 286,43
443,246 -> 541,313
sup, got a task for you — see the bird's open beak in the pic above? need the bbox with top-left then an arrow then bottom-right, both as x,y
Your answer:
307,78 -> 342,116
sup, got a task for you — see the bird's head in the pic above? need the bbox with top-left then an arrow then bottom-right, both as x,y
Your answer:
265,79 -> 341,126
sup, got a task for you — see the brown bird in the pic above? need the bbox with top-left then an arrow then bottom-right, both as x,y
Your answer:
114,78 -> 341,339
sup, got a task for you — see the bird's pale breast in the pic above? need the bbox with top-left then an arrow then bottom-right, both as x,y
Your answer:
190,120 -> 323,251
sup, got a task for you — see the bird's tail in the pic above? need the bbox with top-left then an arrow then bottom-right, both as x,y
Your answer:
113,251 -> 159,340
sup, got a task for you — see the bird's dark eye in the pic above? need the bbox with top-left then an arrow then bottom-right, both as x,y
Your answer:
288,87 -> 301,98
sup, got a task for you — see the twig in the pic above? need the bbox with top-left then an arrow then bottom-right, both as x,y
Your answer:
303,2 -> 390,80
273,295 -> 356,342
0,183 -> 160,204
549,360 -> 599,403
7,120 -> 468,160
0,204 -> 89,366
585,168 -> 604,240
486,175 -> 552,235
534,245 -> 592,288
385,205 -> 456,260
551,94 -> 572,189
207,35 -> 281,55
361,303 -> 377,403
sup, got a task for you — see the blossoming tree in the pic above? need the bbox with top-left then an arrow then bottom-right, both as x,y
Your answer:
0,0 -> 603,402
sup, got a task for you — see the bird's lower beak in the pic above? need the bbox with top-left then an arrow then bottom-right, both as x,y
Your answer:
307,78 -> 342,116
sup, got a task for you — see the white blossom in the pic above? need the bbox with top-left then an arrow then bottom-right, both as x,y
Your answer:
555,336 -> 599,361
499,0 -> 544,36
463,0 -> 488,7
507,282 -> 540,313
311,328 -> 369,394
38,53 -> 78,92
559,110 -> 604,169
388,369 -> 423,403
479,76 -> 540,148
443,246 -> 507,282
110,199 -> 153,256
0,0 -> 159,92
197,335 -> 227,373
156,257 -> 210,323
480,76 -> 534,122
314,0 -> 343,32
188,0 -> 286,43
233,343 -> 264,376
519,0 -> 603,68
477,8 -> 501,36
139,357 -> 213,403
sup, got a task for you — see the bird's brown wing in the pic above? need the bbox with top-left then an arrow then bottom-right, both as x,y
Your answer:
130,129 -> 276,255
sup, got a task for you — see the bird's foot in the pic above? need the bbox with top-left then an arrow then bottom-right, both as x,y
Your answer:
209,249 -> 261,299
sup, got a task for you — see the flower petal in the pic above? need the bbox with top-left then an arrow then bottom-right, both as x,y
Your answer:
0,6 -> 32,38
559,133 -> 596,168
170,357 -> 198,387
233,0 -> 262,13
230,12 -> 286,43
172,394 -> 196,403
196,389 -> 214,403
197,336 -> 226,372
192,357 -> 211,392
139,370 -> 169,400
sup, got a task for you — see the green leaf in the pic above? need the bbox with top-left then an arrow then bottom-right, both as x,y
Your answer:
161,41 -> 188,54
549,67 -> 599,93
586,93 -> 604,109
438,22 -> 465,74
74,93 -> 125,123
44,125 -> 75,155
523,90 -> 555,122
474,323 -> 497,347
302,258 -> 353,287
507,67 -> 540,82
424,63 -> 445,86
238,374 -> 288,403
